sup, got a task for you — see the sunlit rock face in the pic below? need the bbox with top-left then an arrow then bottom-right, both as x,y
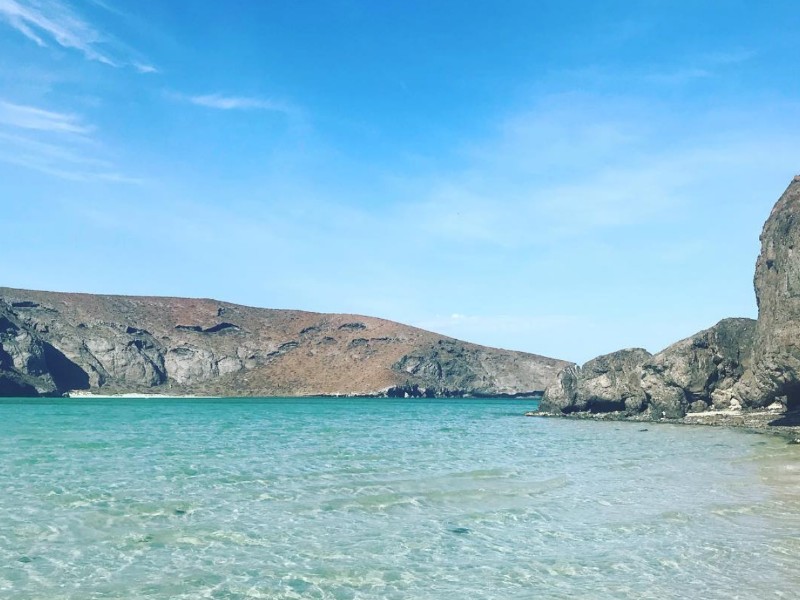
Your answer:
541,320 -> 756,418
540,348 -> 651,415
734,178 -> 800,409
640,318 -> 756,417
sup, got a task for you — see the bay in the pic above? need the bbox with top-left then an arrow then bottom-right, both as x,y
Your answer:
1,397 -> 799,599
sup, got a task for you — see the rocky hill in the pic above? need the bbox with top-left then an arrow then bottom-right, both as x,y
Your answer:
0,288 -> 568,398
540,176 -> 800,422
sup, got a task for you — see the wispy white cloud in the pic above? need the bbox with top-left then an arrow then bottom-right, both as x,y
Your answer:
390,93 -> 800,249
0,0 -> 157,71
0,98 -> 140,182
0,150 -> 141,182
0,100 -> 91,134
0,0 -> 115,64
187,93 -> 291,113
133,61 -> 158,74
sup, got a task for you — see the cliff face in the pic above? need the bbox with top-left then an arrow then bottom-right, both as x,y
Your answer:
0,288 -> 569,398
540,319 -> 755,417
540,348 -> 651,414
640,318 -> 756,417
732,178 -> 800,409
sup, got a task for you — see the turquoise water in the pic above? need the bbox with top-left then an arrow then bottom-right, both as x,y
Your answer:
1,397 -> 799,599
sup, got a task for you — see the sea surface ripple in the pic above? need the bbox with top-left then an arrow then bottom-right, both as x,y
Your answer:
1,397 -> 799,599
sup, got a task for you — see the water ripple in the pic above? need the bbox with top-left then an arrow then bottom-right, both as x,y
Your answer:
1,397 -> 799,599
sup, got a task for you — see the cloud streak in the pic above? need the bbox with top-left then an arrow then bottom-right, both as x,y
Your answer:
0,100 -> 91,134
133,61 -> 158,74
0,0 -> 157,71
187,93 -> 290,113
0,0 -> 114,64
0,98 -> 139,183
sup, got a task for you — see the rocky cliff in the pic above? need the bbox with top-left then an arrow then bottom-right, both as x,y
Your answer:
540,348 -> 651,415
732,177 -> 800,410
540,319 -> 755,417
541,177 -> 800,422
0,288 -> 569,398
641,318 -> 756,416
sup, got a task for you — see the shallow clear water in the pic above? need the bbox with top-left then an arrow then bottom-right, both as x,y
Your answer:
1,397 -> 799,599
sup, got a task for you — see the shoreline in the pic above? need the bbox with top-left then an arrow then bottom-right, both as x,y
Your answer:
526,406 -> 800,442
65,392 -> 222,399
63,391 -> 543,400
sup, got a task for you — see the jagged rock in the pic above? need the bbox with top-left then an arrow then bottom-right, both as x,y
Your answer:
541,319 -> 756,418
0,288 -> 568,397
540,348 -> 651,414
641,318 -> 756,418
734,179 -> 800,409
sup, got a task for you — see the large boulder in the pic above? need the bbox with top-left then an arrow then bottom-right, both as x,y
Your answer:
540,348 -> 651,414
641,318 -> 756,417
734,178 -> 800,409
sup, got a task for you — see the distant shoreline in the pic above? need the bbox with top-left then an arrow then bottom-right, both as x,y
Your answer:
62,392 -> 542,400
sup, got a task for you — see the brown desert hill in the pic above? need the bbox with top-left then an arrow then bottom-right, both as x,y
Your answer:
0,287 -> 569,398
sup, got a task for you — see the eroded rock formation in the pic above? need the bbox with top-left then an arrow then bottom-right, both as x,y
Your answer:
540,317 -> 757,417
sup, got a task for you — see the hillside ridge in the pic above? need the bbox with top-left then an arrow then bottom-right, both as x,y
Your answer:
0,287 -> 568,398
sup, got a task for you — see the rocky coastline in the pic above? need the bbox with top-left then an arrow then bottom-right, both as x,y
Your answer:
528,404 -> 800,441
534,176 -> 800,440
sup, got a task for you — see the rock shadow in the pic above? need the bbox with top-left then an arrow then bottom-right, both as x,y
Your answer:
42,342 -> 89,393
769,412 -> 800,427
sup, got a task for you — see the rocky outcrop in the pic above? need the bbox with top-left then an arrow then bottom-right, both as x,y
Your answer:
540,177 -> 800,421
733,178 -> 800,409
540,348 -> 651,414
0,288 -> 569,397
541,318 -> 756,418
640,318 -> 755,417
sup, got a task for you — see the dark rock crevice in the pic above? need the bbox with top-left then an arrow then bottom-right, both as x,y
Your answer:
42,342 -> 90,393
0,374 -> 39,397
203,322 -> 240,334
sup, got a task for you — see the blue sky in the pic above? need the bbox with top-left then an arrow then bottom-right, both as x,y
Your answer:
1,0 -> 799,363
